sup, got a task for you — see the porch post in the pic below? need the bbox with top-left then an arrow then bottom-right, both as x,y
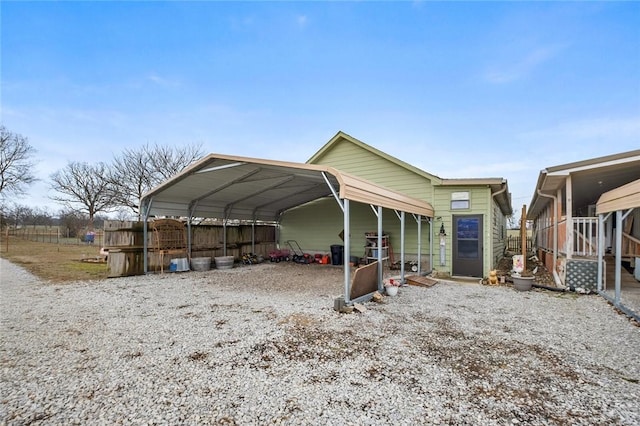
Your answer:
566,175 -> 573,259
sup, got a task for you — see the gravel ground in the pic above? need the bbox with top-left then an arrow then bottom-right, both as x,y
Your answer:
1,258 -> 639,425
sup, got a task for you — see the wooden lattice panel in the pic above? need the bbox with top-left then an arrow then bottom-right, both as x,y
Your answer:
151,219 -> 186,251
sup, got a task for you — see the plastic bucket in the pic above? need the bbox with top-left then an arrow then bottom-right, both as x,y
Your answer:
172,258 -> 189,272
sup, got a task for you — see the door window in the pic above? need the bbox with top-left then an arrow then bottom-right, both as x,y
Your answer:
456,217 -> 479,259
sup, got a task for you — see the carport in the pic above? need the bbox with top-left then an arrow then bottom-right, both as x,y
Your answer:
140,154 -> 434,305
596,178 -> 640,321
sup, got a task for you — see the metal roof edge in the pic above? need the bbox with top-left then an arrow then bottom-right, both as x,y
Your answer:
546,149 -> 640,174
141,153 -> 435,218
439,178 -> 506,186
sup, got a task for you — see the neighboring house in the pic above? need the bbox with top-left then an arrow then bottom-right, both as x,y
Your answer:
527,150 -> 640,290
279,131 -> 512,279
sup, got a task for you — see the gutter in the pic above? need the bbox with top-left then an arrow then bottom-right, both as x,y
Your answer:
491,183 -> 509,214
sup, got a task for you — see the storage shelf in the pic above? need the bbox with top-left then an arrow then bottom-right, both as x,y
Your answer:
364,234 -> 389,265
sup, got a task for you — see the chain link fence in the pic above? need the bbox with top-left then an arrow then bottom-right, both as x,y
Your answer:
6,227 -> 104,246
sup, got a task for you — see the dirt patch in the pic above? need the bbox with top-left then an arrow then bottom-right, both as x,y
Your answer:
493,254 -> 556,287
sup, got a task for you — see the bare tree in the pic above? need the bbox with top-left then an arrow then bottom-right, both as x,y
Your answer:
57,208 -> 89,238
108,142 -> 203,219
0,202 -> 30,228
49,162 -> 116,229
147,143 -> 204,181
0,126 -> 37,198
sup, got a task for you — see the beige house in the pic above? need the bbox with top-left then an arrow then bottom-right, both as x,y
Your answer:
527,150 -> 640,290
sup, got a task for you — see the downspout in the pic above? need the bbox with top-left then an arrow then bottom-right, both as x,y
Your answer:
536,190 -> 563,288
491,185 -> 507,200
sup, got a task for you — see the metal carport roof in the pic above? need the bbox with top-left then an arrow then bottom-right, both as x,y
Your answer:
140,153 -> 435,306
595,178 -> 640,322
140,153 -> 434,220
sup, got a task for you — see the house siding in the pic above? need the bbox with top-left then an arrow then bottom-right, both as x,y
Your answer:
311,142 -> 433,201
433,185 -> 493,276
280,134 -> 511,278
492,199 -> 506,268
280,198 -> 432,267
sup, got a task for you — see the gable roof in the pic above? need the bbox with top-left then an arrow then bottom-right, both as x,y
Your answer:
307,131 -> 442,183
308,131 -> 512,216
140,153 -> 435,221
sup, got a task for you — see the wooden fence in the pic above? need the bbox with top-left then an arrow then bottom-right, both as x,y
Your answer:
105,220 -> 277,277
506,235 -> 533,253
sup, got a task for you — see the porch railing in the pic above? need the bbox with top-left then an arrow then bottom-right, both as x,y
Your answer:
572,217 -> 598,257
537,216 -> 638,259
622,232 -> 640,258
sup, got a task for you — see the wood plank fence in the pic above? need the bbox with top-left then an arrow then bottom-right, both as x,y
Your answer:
104,220 -> 277,277
506,235 -> 533,253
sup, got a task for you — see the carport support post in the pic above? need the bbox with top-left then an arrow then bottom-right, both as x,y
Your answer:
597,213 -> 604,292
187,217 -> 192,260
251,219 -> 256,255
429,217 -> 433,274
187,201 -> 198,261
417,215 -> 422,276
142,198 -> 153,274
400,211 -> 405,284
223,219 -> 227,257
615,210 -> 622,305
377,206 -> 384,292
343,199 -> 351,304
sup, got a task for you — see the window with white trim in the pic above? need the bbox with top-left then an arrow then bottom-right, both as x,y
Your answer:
451,191 -> 470,209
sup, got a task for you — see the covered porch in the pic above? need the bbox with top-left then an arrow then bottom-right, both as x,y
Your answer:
529,149 -> 640,289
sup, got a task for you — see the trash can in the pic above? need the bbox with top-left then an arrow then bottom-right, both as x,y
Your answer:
330,245 -> 344,266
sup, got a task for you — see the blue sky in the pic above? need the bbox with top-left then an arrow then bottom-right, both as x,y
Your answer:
2,1 -> 639,215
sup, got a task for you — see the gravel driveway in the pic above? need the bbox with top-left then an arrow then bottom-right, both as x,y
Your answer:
1,258 -> 639,425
